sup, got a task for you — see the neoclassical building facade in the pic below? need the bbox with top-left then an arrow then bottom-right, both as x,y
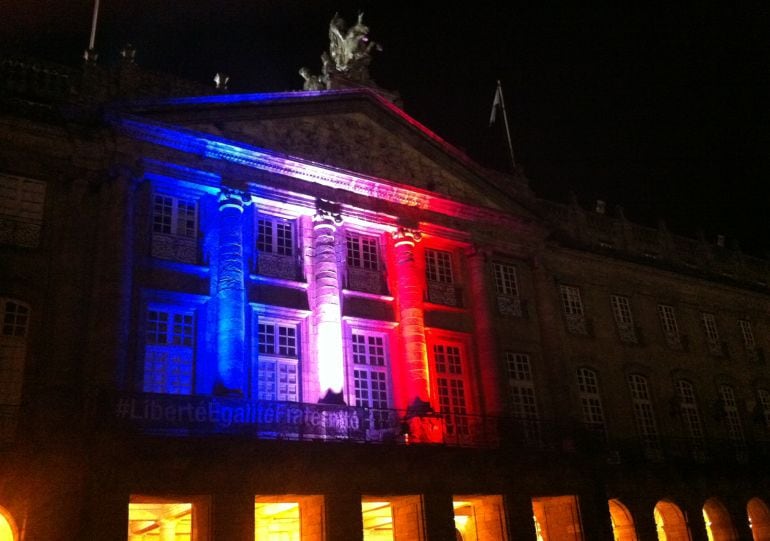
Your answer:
2,51 -> 770,540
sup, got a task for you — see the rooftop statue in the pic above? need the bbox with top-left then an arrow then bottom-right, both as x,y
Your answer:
299,11 -> 382,90
328,12 -> 381,81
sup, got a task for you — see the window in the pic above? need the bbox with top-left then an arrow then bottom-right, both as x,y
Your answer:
676,380 -> 705,455
350,330 -> 391,430
610,295 -> 637,343
143,308 -> 195,395
426,249 -> 459,306
426,249 -> 454,284
255,319 -> 299,402
0,173 -> 45,247
701,313 -> 722,354
433,342 -> 469,437
129,496 -> 208,540
151,193 -> 198,264
493,263 -> 519,297
494,263 -> 523,317
505,352 -> 539,443
0,299 -> 29,441
627,374 -> 660,456
347,233 -> 380,270
257,216 -> 294,256
757,389 -> 770,431
576,368 -> 606,439
719,385 -> 745,445
738,319 -> 755,349
346,233 -> 385,294
560,285 -> 587,335
657,304 -> 681,348
256,215 -> 300,280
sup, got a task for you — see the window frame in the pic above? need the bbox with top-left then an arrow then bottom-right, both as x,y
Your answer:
627,374 -> 661,454
425,248 -> 455,285
504,351 -> 540,442
256,214 -> 296,257
253,315 -> 301,402
430,336 -> 472,438
142,305 -> 196,395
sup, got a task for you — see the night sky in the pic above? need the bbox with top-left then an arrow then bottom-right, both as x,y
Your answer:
3,1 -> 769,255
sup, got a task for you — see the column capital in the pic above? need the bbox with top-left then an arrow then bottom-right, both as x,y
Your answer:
314,199 -> 343,225
464,245 -> 492,260
393,226 -> 422,246
218,189 -> 250,211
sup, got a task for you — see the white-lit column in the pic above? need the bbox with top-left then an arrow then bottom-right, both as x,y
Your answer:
311,202 -> 345,402
392,227 -> 431,410
216,190 -> 248,396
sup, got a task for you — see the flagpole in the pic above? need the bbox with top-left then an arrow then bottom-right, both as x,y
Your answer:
495,80 -> 517,170
85,0 -> 100,60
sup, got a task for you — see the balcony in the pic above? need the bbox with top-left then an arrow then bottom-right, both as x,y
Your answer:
104,393 -> 770,466
109,393 -> 499,447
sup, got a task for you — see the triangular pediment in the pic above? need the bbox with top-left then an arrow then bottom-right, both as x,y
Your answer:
120,90 -> 535,217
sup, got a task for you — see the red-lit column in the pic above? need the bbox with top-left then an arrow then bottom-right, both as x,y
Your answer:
466,247 -> 503,416
392,227 -> 431,411
311,201 -> 345,403
216,190 -> 248,396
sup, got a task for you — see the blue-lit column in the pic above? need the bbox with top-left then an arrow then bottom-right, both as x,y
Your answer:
215,190 -> 248,396
311,200 -> 345,404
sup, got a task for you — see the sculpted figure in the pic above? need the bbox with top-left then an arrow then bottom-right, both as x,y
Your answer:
298,67 -> 324,91
298,12 -> 382,90
327,12 -> 381,81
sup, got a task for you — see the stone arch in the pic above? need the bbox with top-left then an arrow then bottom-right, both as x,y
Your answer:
748,498 -> 770,541
703,497 -> 737,541
0,505 -> 18,541
655,499 -> 690,541
609,499 -> 637,541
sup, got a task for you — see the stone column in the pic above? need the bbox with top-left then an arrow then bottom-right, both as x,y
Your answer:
212,491 -> 254,541
505,492 -> 537,541
216,190 -> 248,396
466,247 -> 503,416
311,200 -> 345,403
392,227 -> 431,410
325,491 -> 363,540
423,491 -> 457,541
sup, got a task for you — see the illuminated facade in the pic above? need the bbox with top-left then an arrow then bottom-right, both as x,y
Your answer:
2,54 -> 770,540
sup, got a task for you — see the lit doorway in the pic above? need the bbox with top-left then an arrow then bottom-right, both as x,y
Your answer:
255,495 -> 324,541
532,495 -> 583,541
654,500 -> 690,541
748,498 -> 770,541
361,496 -> 424,540
453,496 -> 508,541
0,505 -> 17,541
703,498 -> 737,541
608,499 -> 637,541
128,495 -> 202,540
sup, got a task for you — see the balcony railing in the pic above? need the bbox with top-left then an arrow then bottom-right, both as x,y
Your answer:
103,393 -> 770,465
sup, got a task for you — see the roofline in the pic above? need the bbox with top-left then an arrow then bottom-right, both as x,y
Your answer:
111,111 -> 535,233
108,88 -> 492,182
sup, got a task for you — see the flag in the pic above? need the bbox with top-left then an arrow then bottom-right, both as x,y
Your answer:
489,83 -> 502,126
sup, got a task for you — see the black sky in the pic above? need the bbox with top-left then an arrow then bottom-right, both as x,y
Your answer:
2,1 -> 769,255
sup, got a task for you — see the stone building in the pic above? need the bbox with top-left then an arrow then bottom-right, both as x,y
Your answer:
2,44 -> 770,541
